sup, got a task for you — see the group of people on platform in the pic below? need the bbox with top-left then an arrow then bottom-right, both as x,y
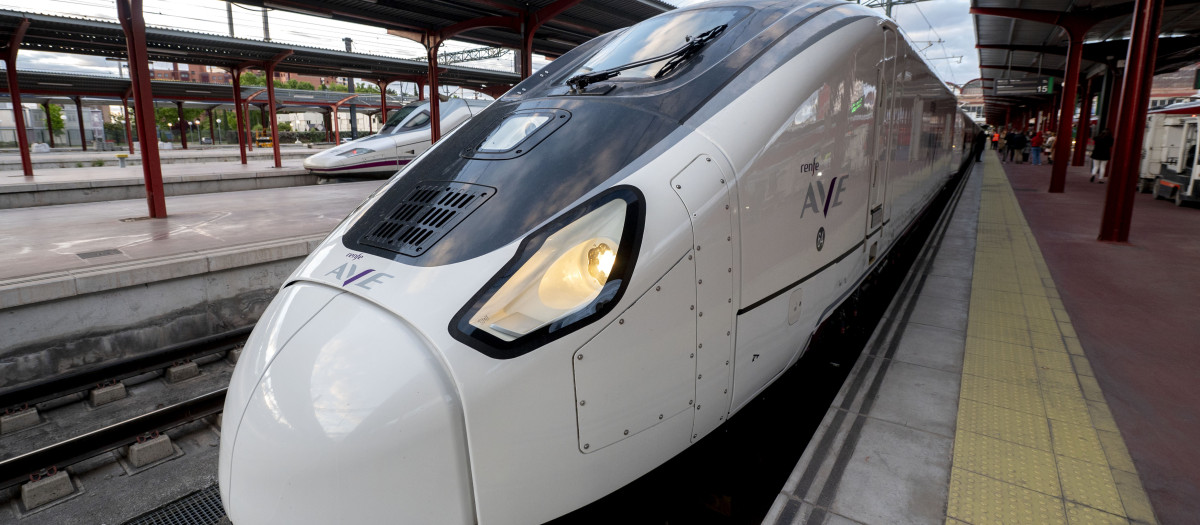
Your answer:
989,128 -> 1055,166
982,126 -> 1114,183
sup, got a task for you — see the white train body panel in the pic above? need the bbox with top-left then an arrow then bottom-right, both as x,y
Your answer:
221,1 -> 975,523
302,98 -> 490,177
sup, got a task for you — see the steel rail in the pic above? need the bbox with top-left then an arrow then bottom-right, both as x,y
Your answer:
0,388 -> 227,491
0,326 -> 250,412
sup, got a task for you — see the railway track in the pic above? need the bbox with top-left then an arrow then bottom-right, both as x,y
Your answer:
0,328 -> 249,492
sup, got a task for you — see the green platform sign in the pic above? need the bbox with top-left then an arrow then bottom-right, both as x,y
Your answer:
1038,77 -> 1056,94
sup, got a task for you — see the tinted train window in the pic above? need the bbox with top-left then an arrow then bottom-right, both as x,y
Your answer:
479,112 -> 553,152
380,105 -> 420,134
570,7 -> 749,82
403,111 -> 431,129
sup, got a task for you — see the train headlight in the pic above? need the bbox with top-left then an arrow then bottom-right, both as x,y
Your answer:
451,187 -> 644,359
337,147 -> 375,157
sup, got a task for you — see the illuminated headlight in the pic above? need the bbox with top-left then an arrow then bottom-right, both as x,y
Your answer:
452,187 -> 644,359
336,147 -> 375,157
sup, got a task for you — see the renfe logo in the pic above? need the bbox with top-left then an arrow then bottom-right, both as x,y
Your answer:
325,263 -> 393,290
799,157 -> 820,174
800,175 -> 848,219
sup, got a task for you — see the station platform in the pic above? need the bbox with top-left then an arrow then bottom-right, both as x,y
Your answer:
765,152 -> 1196,525
0,157 -> 317,209
0,181 -> 381,388
0,144 -> 324,171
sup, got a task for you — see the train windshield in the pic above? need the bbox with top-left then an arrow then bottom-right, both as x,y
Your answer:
379,105 -> 421,135
570,7 -> 748,83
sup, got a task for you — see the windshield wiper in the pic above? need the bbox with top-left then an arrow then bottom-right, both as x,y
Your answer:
566,24 -> 728,93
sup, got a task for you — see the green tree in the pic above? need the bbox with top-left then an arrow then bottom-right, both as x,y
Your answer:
153,107 -> 208,141
356,83 -> 380,94
103,116 -> 128,143
281,79 -> 315,90
240,71 -> 267,86
241,72 -> 316,90
278,121 -> 292,132
45,104 -> 65,134
328,83 -> 349,92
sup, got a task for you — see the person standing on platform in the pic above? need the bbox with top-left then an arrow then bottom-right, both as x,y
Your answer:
992,130 -> 1000,150
974,129 -> 987,162
1091,129 -> 1113,183
1030,132 -> 1043,165
1006,130 -> 1026,164
1044,132 -> 1056,164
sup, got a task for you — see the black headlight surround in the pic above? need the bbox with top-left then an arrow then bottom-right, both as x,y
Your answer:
449,185 -> 645,360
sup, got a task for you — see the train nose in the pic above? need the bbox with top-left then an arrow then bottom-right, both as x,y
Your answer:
220,285 -> 475,524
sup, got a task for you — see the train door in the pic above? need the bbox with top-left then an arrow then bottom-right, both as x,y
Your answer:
670,155 -> 736,443
867,27 -> 898,259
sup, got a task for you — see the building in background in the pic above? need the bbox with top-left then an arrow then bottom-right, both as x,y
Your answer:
1149,63 -> 1200,109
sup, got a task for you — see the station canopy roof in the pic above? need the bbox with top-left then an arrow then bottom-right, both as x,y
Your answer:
228,0 -> 675,58
0,9 -> 521,89
0,70 -> 418,113
972,0 -> 1200,121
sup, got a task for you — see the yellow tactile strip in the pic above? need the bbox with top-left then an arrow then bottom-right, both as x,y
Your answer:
946,156 -> 1158,525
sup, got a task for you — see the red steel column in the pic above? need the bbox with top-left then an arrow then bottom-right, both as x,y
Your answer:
75,96 -> 88,151
1099,0 -> 1164,242
4,18 -> 33,176
1049,32 -> 1084,193
122,96 -> 134,154
417,81 -> 425,101
230,69 -> 247,163
118,0 -> 167,218
427,40 -> 442,143
521,13 -> 535,79
1104,70 -> 1124,131
245,102 -> 254,151
264,65 -> 281,168
43,102 -> 55,148
176,101 -> 187,150
378,81 -> 388,122
1072,77 -> 1094,166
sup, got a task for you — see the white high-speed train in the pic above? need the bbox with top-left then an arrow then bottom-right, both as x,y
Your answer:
220,1 -> 976,523
303,98 -> 492,178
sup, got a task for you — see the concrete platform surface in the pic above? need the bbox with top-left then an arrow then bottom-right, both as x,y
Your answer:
766,154 -> 1158,525
0,143 -> 327,171
0,181 -> 380,285
1002,156 -> 1200,525
0,158 -> 306,189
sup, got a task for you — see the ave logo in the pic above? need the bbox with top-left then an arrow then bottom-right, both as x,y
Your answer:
325,263 -> 393,290
801,175 -> 849,219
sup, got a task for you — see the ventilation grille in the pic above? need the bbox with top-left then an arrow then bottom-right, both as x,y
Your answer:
360,182 -> 494,256
123,484 -> 225,525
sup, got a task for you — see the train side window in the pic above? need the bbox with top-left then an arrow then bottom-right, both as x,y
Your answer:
403,112 -> 431,129
380,105 -> 420,134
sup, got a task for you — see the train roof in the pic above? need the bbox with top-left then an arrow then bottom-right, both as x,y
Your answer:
1148,100 -> 1200,116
